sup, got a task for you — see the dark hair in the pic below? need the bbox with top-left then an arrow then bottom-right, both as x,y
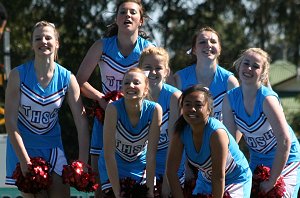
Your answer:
174,84 -> 214,135
104,0 -> 149,39
0,3 -> 7,26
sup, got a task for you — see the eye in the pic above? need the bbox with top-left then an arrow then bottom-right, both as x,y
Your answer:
199,40 -> 206,44
142,66 -> 151,71
210,39 -> 217,44
133,81 -> 141,85
155,66 -> 163,71
252,64 -> 260,69
130,9 -> 138,15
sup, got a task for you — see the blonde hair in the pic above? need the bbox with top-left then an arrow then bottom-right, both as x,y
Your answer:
32,21 -> 59,61
233,48 -> 271,86
122,67 -> 150,98
138,46 -> 170,80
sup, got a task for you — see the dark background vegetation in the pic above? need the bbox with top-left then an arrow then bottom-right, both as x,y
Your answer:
0,0 -> 299,161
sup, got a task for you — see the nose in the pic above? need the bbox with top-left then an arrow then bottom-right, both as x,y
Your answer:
191,106 -> 196,112
129,82 -> 135,87
42,37 -> 47,43
125,10 -> 131,17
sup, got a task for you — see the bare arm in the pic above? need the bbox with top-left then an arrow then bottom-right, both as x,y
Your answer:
103,104 -> 120,197
222,94 -> 242,142
167,91 -> 181,145
146,104 -> 162,197
173,73 -> 182,91
166,132 -> 184,198
227,75 -> 239,91
260,96 -> 291,193
4,68 -> 31,174
210,129 -> 229,198
66,74 -> 90,164
158,90 -> 180,197
76,40 -> 107,108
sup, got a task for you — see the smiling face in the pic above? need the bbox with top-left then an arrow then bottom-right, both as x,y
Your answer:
122,71 -> 148,100
32,25 -> 59,59
182,91 -> 211,126
238,51 -> 266,86
192,30 -> 221,62
140,54 -> 169,87
116,2 -> 143,33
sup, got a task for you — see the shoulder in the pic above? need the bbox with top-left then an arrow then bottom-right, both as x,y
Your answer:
138,36 -> 155,46
163,83 -> 180,94
176,64 -> 195,75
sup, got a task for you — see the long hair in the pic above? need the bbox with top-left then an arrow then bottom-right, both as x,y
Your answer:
174,85 -> 214,135
104,0 -> 150,39
233,48 -> 271,86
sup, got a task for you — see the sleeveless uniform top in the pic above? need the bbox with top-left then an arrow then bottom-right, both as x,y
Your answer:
17,60 -> 70,149
181,117 -> 250,185
227,86 -> 300,170
113,98 -> 157,180
175,64 -> 233,121
98,35 -> 153,94
156,83 -> 185,178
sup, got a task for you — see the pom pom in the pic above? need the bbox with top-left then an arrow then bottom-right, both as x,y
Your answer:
62,160 -> 99,192
120,177 -> 149,198
251,165 -> 286,198
86,91 -> 123,123
12,157 -> 52,194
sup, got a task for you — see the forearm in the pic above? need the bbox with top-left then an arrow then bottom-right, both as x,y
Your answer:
270,138 -> 290,184
80,82 -> 104,101
7,126 -> 30,164
212,176 -> 225,198
167,171 -> 183,198
146,156 -> 156,196
105,157 -> 120,197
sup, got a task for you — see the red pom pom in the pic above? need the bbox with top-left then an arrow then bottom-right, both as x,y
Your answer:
251,165 -> 286,198
86,91 -> 123,123
120,177 -> 149,198
12,157 -> 52,194
62,160 -> 99,192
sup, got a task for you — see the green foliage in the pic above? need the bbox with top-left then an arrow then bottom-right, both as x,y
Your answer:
2,0 -> 300,160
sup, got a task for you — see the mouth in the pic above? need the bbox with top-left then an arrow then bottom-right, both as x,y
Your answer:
124,20 -> 133,25
187,114 -> 197,118
242,72 -> 253,78
148,75 -> 157,80
203,48 -> 215,55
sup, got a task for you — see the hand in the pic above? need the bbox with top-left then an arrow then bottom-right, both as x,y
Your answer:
20,161 -> 31,176
161,178 -> 171,198
97,97 -> 109,110
260,179 -> 276,194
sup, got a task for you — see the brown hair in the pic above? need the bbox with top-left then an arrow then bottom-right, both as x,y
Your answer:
190,26 -> 222,62
104,0 -> 149,38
